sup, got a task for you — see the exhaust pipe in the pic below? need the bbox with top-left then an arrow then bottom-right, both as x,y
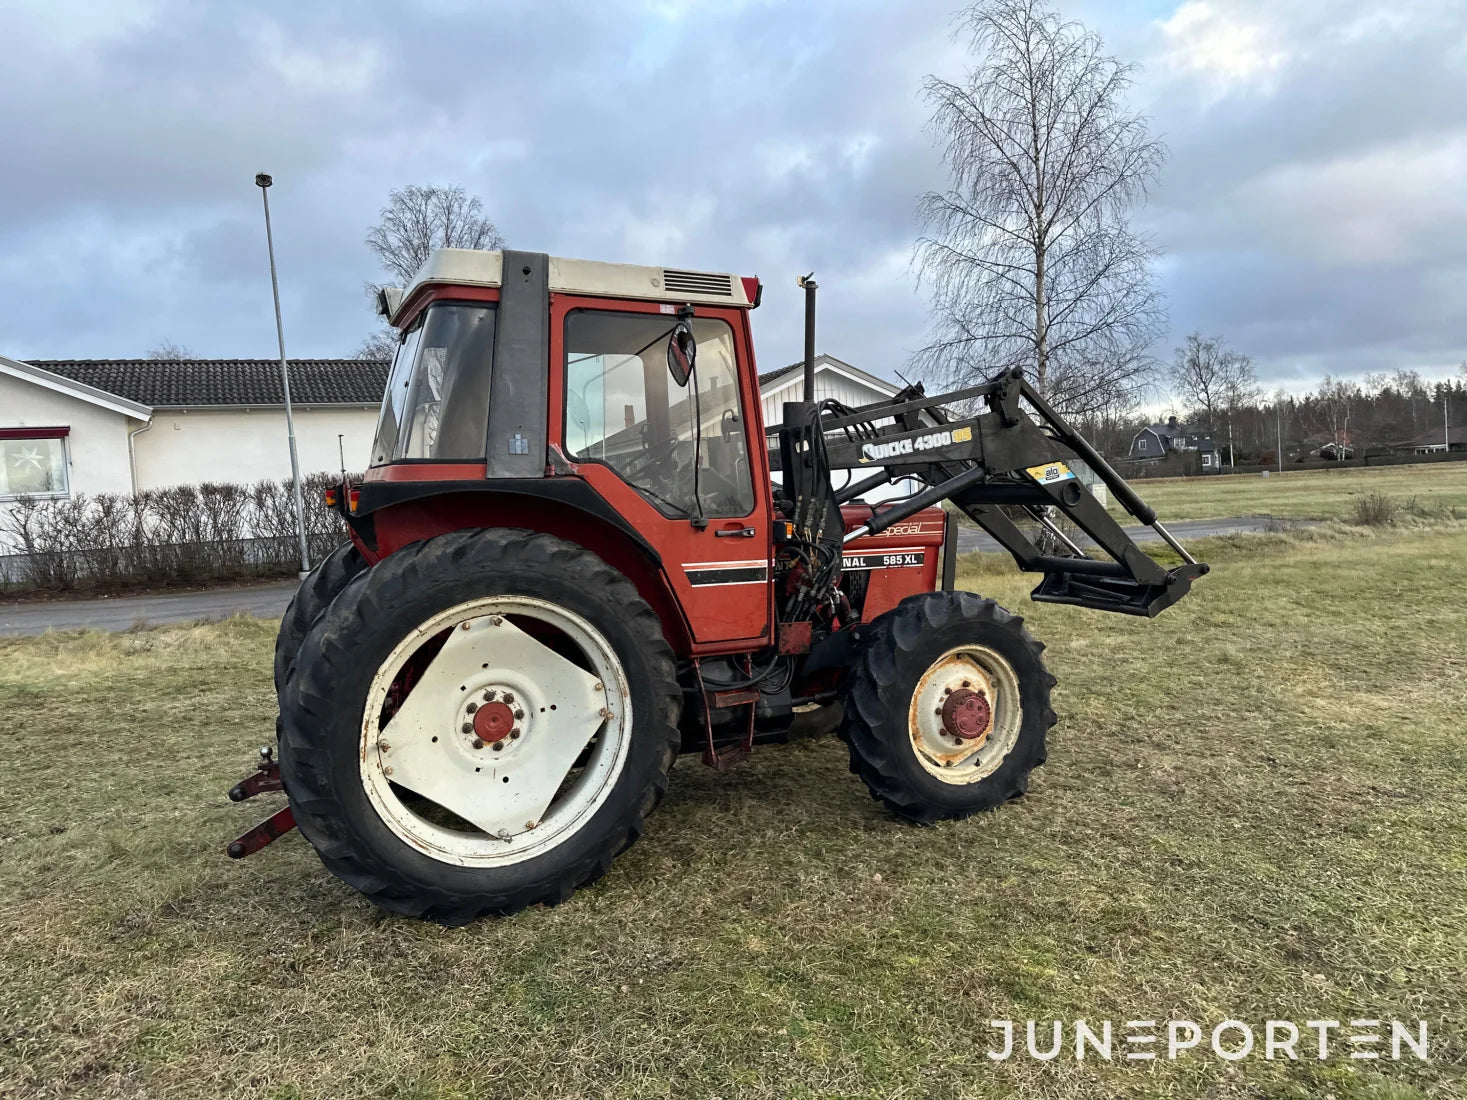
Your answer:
799,272 -> 817,402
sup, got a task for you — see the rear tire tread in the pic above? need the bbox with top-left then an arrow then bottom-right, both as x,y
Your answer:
273,541 -> 367,692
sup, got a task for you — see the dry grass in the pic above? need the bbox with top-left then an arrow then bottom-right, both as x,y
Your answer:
1117,461 -> 1467,521
2,531 -> 1466,1098
1352,492 -> 1401,527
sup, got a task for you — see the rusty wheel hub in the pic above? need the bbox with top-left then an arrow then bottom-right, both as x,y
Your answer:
941,687 -> 991,742
473,701 -> 516,743
907,645 -> 1024,784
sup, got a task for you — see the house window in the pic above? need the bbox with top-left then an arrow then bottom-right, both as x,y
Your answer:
0,428 -> 70,499
1137,438 -> 1148,452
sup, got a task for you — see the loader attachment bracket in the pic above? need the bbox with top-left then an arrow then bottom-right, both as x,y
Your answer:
1031,560 -> 1209,618
772,366 -> 1208,616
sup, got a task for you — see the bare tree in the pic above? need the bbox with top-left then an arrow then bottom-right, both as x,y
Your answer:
366,185 -> 505,286
1219,353 -> 1259,467
147,341 -> 193,360
1312,375 -> 1359,459
1168,333 -> 1225,433
355,329 -> 399,362
1168,331 -> 1256,442
916,0 -> 1166,416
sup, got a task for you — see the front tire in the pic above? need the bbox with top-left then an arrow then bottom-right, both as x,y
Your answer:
278,529 -> 680,924
839,591 -> 1056,825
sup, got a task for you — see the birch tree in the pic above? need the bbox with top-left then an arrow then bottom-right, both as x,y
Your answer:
917,0 -> 1166,416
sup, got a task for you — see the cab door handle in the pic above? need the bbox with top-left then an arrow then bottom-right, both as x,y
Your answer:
715,526 -> 757,538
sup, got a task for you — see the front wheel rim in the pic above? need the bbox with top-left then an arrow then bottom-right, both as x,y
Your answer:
906,644 -> 1024,784
359,596 -> 632,867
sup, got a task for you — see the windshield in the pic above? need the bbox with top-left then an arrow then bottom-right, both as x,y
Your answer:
564,310 -> 753,518
370,303 -> 497,465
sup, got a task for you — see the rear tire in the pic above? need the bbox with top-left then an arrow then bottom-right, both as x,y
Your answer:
273,541 -> 367,692
839,591 -> 1056,825
278,529 -> 680,924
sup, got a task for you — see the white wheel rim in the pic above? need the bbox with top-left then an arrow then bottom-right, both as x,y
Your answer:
360,596 -> 631,866
906,644 -> 1023,784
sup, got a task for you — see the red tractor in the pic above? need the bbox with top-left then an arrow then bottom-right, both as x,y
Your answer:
228,248 -> 1206,924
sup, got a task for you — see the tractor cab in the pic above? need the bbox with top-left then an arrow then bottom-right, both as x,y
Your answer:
355,249 -> 781,648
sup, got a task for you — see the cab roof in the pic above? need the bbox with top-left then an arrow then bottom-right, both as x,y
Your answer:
387,249 -> 755,326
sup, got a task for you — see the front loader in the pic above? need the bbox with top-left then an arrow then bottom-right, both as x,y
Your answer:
228,248 -> 1206,924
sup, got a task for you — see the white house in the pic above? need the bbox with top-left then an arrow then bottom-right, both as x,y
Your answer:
758,354 -> 921,501
0,355 -> 386,516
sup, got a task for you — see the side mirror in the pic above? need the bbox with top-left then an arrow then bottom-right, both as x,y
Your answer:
667,321 -> 696,387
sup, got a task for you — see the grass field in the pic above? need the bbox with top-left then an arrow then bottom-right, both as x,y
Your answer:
1113,460 -> 1467,521
2,524 -> 1465,1098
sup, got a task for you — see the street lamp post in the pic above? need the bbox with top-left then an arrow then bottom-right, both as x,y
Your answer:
255,173 -> 311,576
1276,400 -> 1284,473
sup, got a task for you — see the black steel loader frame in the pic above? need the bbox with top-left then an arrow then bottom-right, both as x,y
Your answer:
772,366 -> 1208,617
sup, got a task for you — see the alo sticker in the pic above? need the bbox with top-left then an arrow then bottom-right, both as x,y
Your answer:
1026,461 -> 1076,484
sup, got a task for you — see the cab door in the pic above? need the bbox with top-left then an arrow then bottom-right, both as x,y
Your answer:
550,295 -> 772,649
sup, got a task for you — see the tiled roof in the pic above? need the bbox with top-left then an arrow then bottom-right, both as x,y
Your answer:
758,362 -> 802,388
27,359 -> 391,408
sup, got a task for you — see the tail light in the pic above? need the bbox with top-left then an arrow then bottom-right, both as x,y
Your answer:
323,487 -> 339,508
347,487 -> 360,513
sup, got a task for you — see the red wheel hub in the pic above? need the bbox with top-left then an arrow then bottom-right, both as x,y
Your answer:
942,688 -> 991,741
473,701 -> 516,743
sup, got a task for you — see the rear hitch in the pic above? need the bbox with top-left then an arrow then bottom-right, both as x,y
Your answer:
225,745 -> 297,859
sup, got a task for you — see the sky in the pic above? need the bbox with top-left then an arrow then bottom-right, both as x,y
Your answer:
3,0 -> 1465,399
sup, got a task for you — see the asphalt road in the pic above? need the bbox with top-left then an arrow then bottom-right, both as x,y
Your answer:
1,515 -> 1301,637
0,580 -> 300,637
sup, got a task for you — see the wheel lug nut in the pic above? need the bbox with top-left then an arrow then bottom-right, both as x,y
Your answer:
492,742 -> 504,752
379,741 -> 390,753
503,693 -> 515,704
961,680 -> 971,688
510,729 -> 521,739
483,690 -> 496,701
513,709 -> 524,720
462,723 -> 473,733
466,702 -> 478,713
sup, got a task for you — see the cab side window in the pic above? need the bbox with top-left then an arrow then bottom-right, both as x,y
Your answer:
564,310 -> 754,518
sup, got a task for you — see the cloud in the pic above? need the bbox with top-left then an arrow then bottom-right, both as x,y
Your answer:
1159,1 -> 1290,94
1134,0 -> 1467,388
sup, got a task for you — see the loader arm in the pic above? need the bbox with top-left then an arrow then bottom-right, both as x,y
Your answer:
770,367 -> 1208,617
